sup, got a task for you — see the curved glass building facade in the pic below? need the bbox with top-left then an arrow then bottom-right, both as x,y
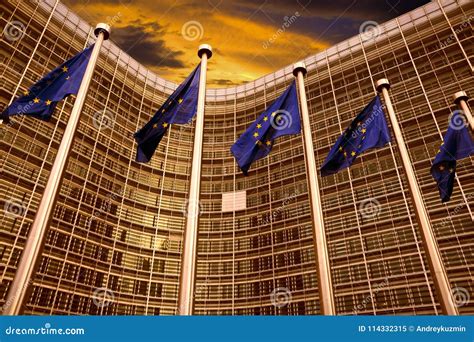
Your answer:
0,0 -> 473,315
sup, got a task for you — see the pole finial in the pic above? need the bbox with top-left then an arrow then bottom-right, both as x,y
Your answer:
94,23 -> 111,40
198,44 -> 212,59
293,62 -> 307,77
376,78 -> 390,92
453,91 -> 468,104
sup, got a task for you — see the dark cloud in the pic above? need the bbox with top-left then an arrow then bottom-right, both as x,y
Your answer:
112,21 -> 185,68
223,0 -> 430,44
86,0 -> 134,4
211,79 -> 242,86
63,0 -> 432,84
228,0 -> 430,21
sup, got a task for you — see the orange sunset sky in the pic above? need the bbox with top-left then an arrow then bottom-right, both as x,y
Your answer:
63,0 -> 428,87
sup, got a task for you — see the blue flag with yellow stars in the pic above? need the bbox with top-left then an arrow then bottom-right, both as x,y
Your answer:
134,64 -> 201,163
1,44 -> 94,123
430,112 -> 474,202
321,95 -> 391,176
231,81 -> 301,175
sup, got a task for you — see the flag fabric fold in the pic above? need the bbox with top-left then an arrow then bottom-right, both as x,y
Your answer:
134,64 -> 201,163
320,95 -> 391,176
1,44 -> 94,123
231,81 -> 301,175
430,112 -> 474,202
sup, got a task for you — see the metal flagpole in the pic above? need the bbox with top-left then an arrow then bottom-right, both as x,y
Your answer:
376,79 -> 458,315
293,63 -> 335,315
2,23 -> 110,316
178,44 -> 212,315
453,91 -> 474,132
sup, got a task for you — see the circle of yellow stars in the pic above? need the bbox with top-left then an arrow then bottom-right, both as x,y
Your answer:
339,121 -> 367,159
436,142 -> 454,173
23,64 -> 71,107
152,98 -> 184,130
253,113 -> 274,148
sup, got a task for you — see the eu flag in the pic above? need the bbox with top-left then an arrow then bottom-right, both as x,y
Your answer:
231,81 -> 301,175
430,112 -> 474,202
321,95 -> 391,176
134,64 -> 201,163
1,44 -> 94,123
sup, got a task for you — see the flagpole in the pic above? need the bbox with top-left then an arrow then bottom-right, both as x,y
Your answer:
293,63 -> 335,315
376,79 -> 458,315
453,91 -> 474,131
2,24 -> 110,316
178,44 -> 212,315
